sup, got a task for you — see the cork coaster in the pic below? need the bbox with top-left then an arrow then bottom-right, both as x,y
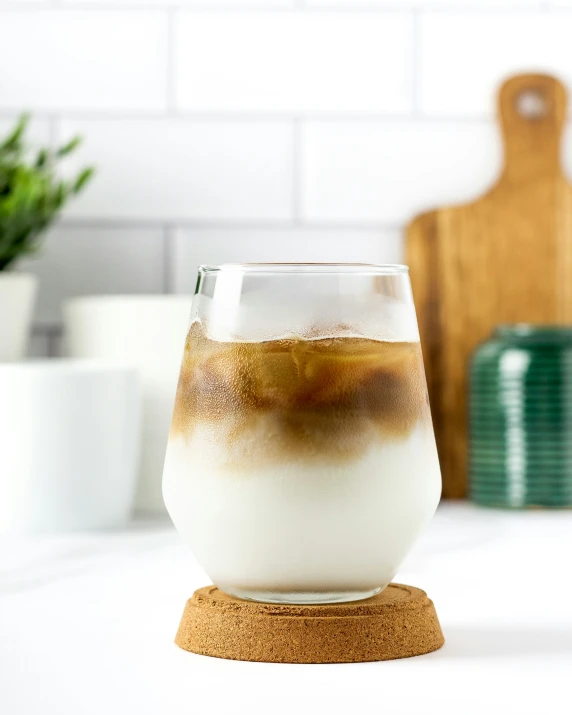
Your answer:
175,583 -> 444,663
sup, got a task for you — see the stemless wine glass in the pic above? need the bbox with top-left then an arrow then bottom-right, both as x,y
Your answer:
163,264 -> 441,604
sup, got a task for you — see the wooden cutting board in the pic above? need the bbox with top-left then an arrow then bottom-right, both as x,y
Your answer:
406,73 -> 572,499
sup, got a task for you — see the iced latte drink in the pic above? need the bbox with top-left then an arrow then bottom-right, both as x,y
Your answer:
163,264 -> 441,604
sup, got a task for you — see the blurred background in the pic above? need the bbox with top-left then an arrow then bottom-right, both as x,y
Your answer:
3,2 -> 572,507
2,3 -> 572,712
5,1 -> 568,358
3,1 -> 572,513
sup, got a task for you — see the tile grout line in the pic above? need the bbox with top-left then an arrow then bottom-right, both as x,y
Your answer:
47,114 -> 59,148
47,325 -> 63,358
0,4 -> 406,12
2,110 -> 554,124
162,223 -> 176,293
58,217 -> 405,232
0,4 -> 563,14
1,3 -> 566,13
411,8 -> 421,117
291,117 -> 303,225
166,7 -> 177,113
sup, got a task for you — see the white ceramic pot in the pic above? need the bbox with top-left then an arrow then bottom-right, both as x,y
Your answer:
0,273 -> 37,361
0,360 -> 140,534
63,296 -> 192,515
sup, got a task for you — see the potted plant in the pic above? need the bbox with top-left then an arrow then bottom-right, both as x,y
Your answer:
0,115 -> 93,361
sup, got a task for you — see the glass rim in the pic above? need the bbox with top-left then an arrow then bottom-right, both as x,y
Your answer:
198,263 -> 409,275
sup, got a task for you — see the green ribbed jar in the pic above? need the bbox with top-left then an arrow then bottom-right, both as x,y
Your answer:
469,325 -> 572,508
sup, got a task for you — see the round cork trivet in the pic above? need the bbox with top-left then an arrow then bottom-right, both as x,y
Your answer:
175,583 -> 444,663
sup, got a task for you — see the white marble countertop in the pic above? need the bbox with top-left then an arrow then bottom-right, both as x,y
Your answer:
1,503 -> 571,715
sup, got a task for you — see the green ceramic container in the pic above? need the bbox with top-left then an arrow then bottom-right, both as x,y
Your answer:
469,325 -> 572,508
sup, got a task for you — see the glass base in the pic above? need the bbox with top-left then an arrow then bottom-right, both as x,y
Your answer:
222,586 -> 383,605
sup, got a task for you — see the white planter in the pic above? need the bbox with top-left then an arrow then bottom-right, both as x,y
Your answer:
0,273 -> 37,361
0,360 -> 140,534
63,296 -> 192,515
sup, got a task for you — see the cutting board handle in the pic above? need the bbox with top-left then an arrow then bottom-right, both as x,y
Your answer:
499,73 -> 566,181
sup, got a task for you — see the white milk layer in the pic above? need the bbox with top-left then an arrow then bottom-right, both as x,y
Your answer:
163,423 -> 441,596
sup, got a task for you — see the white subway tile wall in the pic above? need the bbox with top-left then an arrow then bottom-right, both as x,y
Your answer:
307,1 -> 543,6
0,118 -> 51,150
0,0 -> 569,355
67,0 -> 293,5
0,12 -> 168,111
171,228 -> 402,293
19,227 -> 165,327
301,121 -> 503,222
59,120 -> 294,221
420,13 -> 572,116
175,12 -> 413,113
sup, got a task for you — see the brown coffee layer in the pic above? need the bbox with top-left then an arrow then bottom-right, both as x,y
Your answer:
170,322 -> 430,466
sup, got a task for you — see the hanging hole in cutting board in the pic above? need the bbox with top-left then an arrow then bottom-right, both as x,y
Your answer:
515,89 -> 549,120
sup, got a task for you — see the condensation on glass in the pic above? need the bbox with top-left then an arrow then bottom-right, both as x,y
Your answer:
163,264 -> 441,604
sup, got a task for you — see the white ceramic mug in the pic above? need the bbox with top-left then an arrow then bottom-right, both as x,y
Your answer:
0,273 -> 37,362
63,296 -> 192,514
0,360 -> 140,534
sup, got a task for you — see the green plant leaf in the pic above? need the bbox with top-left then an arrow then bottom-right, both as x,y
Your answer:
0,114 -> 29,153
0,115 -> 94,269
35,148 -> 48,168
73,167 -> 94,193
57,136 -> 82,157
